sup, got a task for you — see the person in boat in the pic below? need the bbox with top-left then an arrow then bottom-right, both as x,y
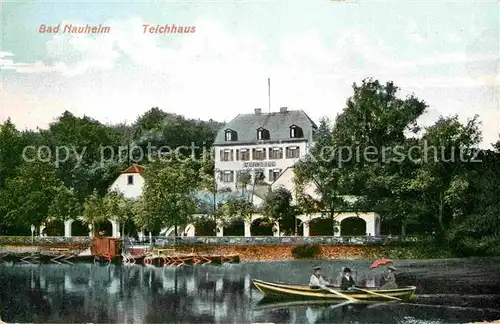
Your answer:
340,267 -> 356,290
309,265 -> 331,288
379,265 -> 397,289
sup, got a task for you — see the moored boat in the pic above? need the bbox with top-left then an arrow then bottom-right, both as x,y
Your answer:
252,279 -> 416,301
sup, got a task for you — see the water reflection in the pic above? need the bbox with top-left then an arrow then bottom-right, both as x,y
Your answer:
0,264 -> 256,323
1,259 -> 500,323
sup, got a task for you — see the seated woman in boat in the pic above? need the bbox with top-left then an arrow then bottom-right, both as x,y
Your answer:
379,266 -> 397,289
309,265 -> 331,288
340,267 -> 356,290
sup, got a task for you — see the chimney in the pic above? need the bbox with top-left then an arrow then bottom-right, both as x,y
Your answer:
254,108 -> 262,114
280,107 -> 288,113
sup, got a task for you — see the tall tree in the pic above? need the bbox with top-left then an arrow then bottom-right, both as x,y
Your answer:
411,115 -> 481,231
0,160 -> 61,234
0,119 -> 25,187
295,79 -> 428,234
141,157 -> 200,236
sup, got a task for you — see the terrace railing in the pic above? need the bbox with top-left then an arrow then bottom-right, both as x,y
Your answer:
0,235 -> 424,247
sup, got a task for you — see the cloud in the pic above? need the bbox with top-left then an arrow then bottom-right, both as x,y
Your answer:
407,33 -> 425,44
1,18 -> 498,148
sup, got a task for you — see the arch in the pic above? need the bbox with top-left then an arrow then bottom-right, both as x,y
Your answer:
71,219 -> 89,236
224,220 -> 244,236
95,220 -> 113,236
184,224 -> 195,236
250,218 -> 273,236
195,219 -> 216,236
340,217 -> 366,236
163,227 -> 175,237
309,218 -> 335,236
334,212 -> 379,236
43,219 -> 64,236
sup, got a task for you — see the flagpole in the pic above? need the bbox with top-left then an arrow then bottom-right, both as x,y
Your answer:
268,77 -> 271,113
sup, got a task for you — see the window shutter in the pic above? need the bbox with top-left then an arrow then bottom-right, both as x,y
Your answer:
220,150 -> 223,161
236,149 -> 239,161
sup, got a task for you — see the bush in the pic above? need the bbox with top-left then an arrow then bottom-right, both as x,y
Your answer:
291,244 -> 320,259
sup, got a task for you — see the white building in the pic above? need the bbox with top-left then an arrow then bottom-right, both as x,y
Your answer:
213,107 -> 317,191
109,164 -> 145,199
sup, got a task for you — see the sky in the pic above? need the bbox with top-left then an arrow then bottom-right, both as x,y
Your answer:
1,0 -> 499,148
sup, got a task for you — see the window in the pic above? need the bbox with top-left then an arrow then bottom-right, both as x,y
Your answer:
237,149 -> 250,161
253,169 -> 265,182
268,169 -> 282,182
225,129 -> 237,141
286,146 -> 300,159
290,125 -> 303,138
222,171 -> 234,182
268,147 -> 283,159
127,175 -> 134,185
257,128 -> 270,140
252,148 -> 266,160
220,149 -> 234,161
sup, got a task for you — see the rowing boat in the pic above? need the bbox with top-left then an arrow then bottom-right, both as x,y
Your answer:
254,298 -> 400,310
252,279 -> 416,301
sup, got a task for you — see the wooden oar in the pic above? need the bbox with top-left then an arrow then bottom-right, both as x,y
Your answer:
352,287 -> 401,301
321,285 -> 359,302
328,300 -> 354,309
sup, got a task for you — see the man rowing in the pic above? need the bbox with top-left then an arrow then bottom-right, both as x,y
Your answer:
309,265 -> 331,288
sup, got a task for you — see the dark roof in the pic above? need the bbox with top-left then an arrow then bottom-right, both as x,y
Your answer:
214,109 -> 317,145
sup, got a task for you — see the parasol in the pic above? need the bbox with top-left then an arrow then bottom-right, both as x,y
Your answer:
370,258 -> 393,269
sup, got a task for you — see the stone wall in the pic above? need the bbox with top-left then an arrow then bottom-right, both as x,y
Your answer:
0,236 -> 430,261
0,236 -> 91,249
171,244 -> 380,261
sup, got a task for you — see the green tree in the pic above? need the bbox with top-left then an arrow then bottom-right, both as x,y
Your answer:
219,197 -> 254,225
43,111 -> 124,202
0,119 -> 25,187
104,190 -> 135,237
295,79 -> 428,234
411,115 -> 481,231
141,157 -> 200,236
262,187 -> 296,235
0,160 -> 61,234
82,189 -> 107,234
132,196 -> 162,234
236,170 -> 252,195
197,151 -> 231,233
48,186 -> 82,222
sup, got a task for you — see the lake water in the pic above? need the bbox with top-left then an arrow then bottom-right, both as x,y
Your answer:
1,258 -> 500,323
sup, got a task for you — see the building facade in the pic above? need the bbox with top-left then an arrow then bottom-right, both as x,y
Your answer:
109,164 -> 145,199
213,107 -> 318,191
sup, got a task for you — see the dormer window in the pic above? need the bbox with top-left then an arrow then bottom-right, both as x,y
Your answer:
225,129 -> 237,141
290,125 -> 303,138
257,127 -> 270,140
